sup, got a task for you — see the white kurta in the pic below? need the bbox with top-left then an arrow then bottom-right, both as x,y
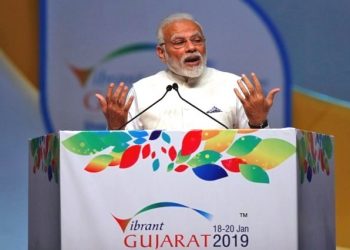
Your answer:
125,67 -> 249,130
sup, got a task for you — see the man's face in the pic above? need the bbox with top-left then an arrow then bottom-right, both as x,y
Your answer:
157,19 -> 207,78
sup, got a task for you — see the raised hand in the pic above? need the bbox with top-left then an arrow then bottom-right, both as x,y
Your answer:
234,72 -> 280,127
95,82 -> 134,130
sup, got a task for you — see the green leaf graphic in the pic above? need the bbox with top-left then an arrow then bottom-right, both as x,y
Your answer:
187,150 -> 222,167
101,132 -> 132,146
227,135 -> 262,156
62,132 -> 109,155
85,154 -> 114,172
239,164 -> 269,183
322,136 -> 333,159
243,138 -> 296,170
167,163 -> 175,172
175,150 -> 191,164
62,132 -> 132,155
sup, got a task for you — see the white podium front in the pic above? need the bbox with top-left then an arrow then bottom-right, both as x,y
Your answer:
29,128 -> 335,250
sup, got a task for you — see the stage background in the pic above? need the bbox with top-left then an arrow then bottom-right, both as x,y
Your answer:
0,0 -> 349,249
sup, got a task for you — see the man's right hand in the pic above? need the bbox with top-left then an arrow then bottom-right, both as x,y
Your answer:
95,82 -> 134,130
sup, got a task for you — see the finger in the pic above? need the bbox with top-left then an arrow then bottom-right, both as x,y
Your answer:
241,74 -> 254,93
118,85 -> 129,106
251,72 -> 263,93
95,93 -> 107,114
237,79 -> 250,98
233,88 -> 245,103
112,82 -> 125,104
124,96 -> 134,111
266,88 -> 281,105
106,83 -> 115,102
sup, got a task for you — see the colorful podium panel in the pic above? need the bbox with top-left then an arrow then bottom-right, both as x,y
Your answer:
29,128 -> 335,250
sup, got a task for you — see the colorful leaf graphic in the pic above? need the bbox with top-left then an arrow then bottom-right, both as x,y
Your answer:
307,166 -> 312,182
204,130 -> 236,152
324,157 -> 330,175
181,130 -> 202,155
168,146 -> 177,161
120,145 -> 141,169
187,150 -> 222,167
322,136 -> 333,159
134,137 -> 146,144
109,151 -> 123,166
129,130 -> 148,138
227,135 -> 262,156
30,138 -> 39,156
62,131 -> 132,155
239,164 -> 269,183
48,165 -> 53,181
167,163 -> 174,172
161,132 -> 171,144
149,130 -> 162,140
243,139 -> 296,170
175,164 -> 189,172
192,164 -> 228,181
85,154 -> 114,172
62,132 -> 109,155
202,130 -> 220,140
112,142 -> 129,153
152,159 -> 160,171
100,132 -> 132,147
175,150 -> 191,164
221,158 -> 246,172
142,144 -> 151,159
297,137 -> 306,166
237,129 -> 258,134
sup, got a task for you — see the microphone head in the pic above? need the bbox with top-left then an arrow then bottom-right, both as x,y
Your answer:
172,83 -> 179,91
166,85 -> 172,91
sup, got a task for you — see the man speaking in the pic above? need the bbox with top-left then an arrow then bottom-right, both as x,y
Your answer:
96,13 -> 280,130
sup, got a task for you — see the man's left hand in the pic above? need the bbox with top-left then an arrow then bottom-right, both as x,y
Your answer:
234,72 -> 280,126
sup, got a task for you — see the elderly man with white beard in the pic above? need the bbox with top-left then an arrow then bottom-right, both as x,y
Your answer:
96,13 -> 280,130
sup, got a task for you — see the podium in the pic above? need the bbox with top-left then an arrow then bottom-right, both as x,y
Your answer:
29,128 -> 335,250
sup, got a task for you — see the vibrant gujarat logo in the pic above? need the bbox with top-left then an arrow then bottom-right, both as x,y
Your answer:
69,42 -> 156,87
112,201 -> 213,233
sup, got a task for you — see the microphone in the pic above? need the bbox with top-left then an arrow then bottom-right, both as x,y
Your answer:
172,83 -> 228,129
118,84 -> 173,129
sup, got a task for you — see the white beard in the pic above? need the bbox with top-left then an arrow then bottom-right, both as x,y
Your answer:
165,51 -> 207,78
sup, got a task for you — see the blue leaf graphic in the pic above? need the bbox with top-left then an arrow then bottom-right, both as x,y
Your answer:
48,165 -> 53,181
192,164 -> 228,181
149,130 -> 162,140
161,132 -> 171,144
134,137 -> 147,144
129,130 -> 148,138
152,159 -> 160,171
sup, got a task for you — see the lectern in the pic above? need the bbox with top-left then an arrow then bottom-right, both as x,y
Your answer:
29,128 -> 335,249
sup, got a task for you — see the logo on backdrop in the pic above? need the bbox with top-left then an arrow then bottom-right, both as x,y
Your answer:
112,201 -> 213,249
67,42 -> 156,130
69,42 -> 155,87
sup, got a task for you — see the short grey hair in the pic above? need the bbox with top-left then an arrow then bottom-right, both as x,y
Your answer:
157,13 -> 204,44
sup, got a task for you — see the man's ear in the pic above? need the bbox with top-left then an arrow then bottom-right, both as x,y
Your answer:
156,45 -> 166,63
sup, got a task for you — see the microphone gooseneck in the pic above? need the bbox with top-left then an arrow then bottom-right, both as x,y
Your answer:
118,85 -> 173,130
172,83 -> 228,129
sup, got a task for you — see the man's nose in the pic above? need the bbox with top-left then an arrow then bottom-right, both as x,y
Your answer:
184,40 -> 197,52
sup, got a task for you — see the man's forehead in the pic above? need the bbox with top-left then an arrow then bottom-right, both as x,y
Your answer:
163,19 -> 204,39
